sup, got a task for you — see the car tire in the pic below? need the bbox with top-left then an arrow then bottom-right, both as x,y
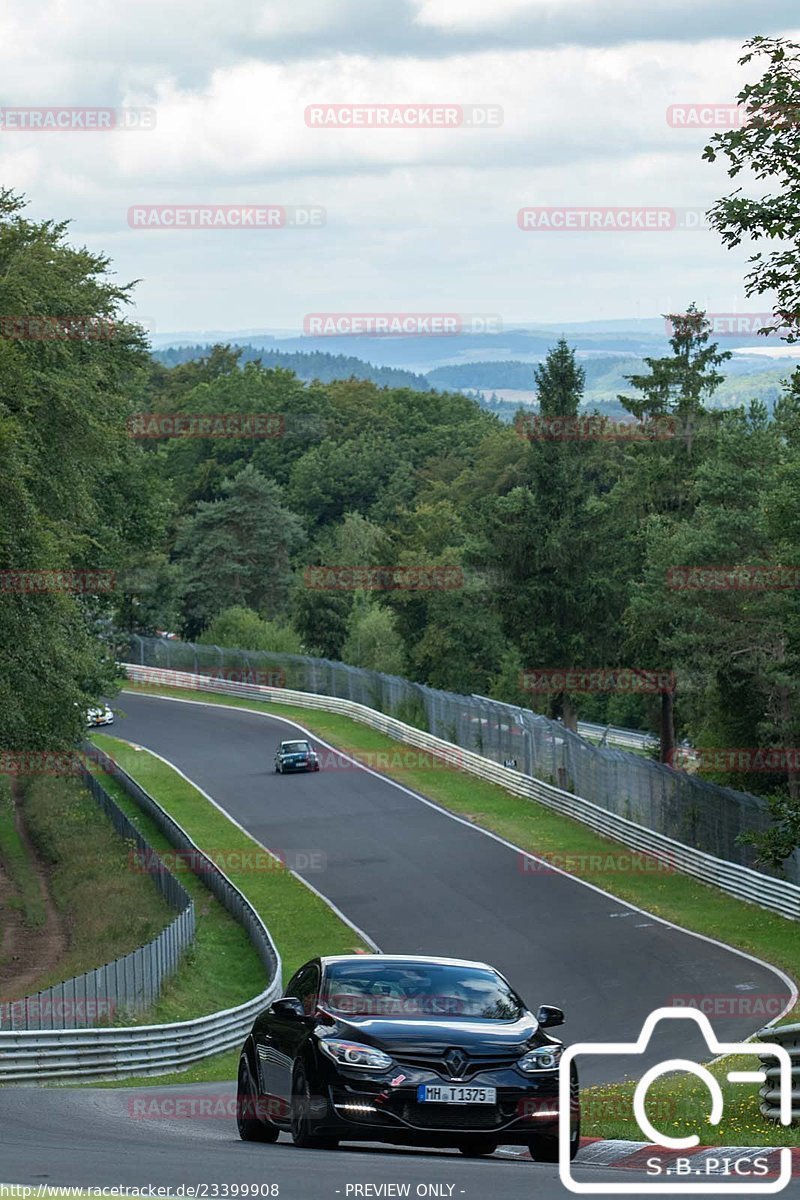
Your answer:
527,1131 -> 559,1162
236,1053 -> 279,1143
457,1137 -> 497,1157
528,1113 -> 579,1163
290,1064 -> 338,1150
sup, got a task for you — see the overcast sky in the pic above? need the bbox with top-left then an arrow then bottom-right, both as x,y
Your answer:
2,0 -> 798,336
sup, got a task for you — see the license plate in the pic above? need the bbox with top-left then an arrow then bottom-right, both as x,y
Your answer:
417,1085 -> 496,1104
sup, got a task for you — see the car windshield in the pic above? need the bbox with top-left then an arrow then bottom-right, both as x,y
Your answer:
282,741 -> 310,753
321,961 -> 523,1021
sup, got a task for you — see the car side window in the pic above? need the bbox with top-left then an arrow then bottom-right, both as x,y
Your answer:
285,964 -> 320,1015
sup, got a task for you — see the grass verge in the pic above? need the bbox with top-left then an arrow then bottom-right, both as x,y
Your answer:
18,774 -> 177,992
0,777 -> 46,929
584,1051 -> 797,1147
86,732 -> 370,1086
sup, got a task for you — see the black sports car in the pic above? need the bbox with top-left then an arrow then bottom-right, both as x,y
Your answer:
236,954 -> 580,1160
274,739 -> 320,773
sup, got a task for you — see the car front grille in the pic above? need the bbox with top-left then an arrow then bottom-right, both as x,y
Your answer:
392,1052 -> 520,1079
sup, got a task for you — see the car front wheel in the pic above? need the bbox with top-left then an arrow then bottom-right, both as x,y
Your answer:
236,1054 -> 279,1143
457,1137 -> 497,1157
528,1114 -> 579,1163
290,1064 -> 338,1150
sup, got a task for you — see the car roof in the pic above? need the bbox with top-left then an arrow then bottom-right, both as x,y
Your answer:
319,954 -> 495,971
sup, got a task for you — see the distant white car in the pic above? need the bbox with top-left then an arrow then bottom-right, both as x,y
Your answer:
86,704 -> 114,727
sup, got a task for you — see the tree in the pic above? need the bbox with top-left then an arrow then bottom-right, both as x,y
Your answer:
198,606 -> 303,654
703,37 -> 800,342
619,304 -> 730,460
341,600 -> 405,675
478,340 -> 616,730
534,336 -> 586,416
0,190 -> 157,750
175,465 -> 305,635
615,306 -> 729,758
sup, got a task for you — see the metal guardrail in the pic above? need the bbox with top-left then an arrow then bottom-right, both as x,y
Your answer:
576,720 -> 657,751
1,764 -> 195,1031
0,748 -> 282,1082
122,665 -> 800,922
758,1023 -> 800,1123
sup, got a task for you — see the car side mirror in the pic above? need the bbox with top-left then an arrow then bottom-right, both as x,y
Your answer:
536,1004 -> 564,1028
272,997 -> 306,1020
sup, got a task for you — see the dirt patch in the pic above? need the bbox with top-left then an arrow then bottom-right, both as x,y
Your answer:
0,787 -> 68,999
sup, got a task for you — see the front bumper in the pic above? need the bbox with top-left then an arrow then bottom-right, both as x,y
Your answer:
313,1064 -> 567,1145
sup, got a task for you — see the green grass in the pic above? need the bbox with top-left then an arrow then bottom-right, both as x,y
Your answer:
84,759 -> 267,1028
582,1052 -> 798,1147
16,775 -> 177,992
0,777 -> 46,929
83,732 -> 370,1086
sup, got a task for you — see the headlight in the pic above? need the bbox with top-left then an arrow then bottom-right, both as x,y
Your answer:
319,1039 -> 393,1071
517,1045 -> 562,1073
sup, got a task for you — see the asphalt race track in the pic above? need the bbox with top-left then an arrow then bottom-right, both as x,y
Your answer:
1,691 -> 796,1199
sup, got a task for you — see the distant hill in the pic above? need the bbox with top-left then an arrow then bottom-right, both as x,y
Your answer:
427,355 -> 643,392
152,345 -> 434,392
151,343 -> 798,421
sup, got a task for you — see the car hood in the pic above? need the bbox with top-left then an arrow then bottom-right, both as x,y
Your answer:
317,1013 -> 541,1055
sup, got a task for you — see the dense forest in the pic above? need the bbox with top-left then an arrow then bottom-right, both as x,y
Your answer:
154,346 -> 434,392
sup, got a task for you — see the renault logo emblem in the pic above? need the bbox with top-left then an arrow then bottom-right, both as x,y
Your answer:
444,1048 -> 468,1078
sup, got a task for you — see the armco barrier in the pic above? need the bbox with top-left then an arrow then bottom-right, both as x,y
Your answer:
128,635 -> 799,885
577,720 -> 657,751
123,664 -> 800,922
0,765 -> 195,1031
758,1023 -> 800,1123
0,749 -> 281,1082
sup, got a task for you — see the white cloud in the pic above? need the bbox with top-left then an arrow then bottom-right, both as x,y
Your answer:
0,1 -> 796,330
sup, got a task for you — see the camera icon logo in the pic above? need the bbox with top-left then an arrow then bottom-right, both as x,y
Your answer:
558,1007 -> 793,1194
